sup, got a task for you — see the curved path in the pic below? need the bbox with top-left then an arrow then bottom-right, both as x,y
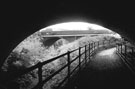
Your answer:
68,47 -> 135,89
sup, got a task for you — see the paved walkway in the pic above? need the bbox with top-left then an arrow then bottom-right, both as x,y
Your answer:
68,47 -> 135,89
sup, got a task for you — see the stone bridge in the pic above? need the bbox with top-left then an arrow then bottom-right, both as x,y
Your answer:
41,34 -> 111,47
41,34 -> 84,46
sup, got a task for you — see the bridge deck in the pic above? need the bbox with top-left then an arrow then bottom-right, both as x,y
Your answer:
65,47 -> 135,89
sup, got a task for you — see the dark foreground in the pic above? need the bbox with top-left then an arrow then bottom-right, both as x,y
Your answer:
64,47 -> 135,89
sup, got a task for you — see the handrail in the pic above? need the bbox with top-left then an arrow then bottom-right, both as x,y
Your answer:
116,43 -> 135,56
3,39 -> 115,89
5,51 -> 69,81
116,42 -> 135,73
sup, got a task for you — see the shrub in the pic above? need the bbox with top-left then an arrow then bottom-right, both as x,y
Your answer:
2,32 -> 120,89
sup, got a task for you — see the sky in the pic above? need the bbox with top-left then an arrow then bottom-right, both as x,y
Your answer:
39,22 -> 112,32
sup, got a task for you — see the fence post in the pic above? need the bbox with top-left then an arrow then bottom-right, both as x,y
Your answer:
95,42 -> 96,49
67,51 -> 70,84
85,45 -> 87,66
91,43 -> 93,54
93,43 -> 94,53
67,51 -> 71,85
121,44 -> 122,54
89,43 -> 91,61
116,44 -> 117,51
93,42 -> 95,52
79,47 -> 81,72
95,42 -> 96,50
98,41 -> 99,48
117,44 -> 118,52
38,62 -> 43,89
125,45 -> 127,58
131,47 -> 134,65
118,44 -> 120,53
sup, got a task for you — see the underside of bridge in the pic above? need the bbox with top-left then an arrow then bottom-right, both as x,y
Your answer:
1,1 -> 135,69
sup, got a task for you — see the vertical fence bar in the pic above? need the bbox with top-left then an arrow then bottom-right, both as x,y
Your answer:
95,42 -> 97,49
93,42 -> 95,52
91,43 -> 93,53
95,42 -> 96,50
131,47 -> 134,64
117,44 -> 118,52
119,44 -> 121,54
98,41 -> 100,47
118,44 -> 120,53
85,45 -> 87,66
92,43 -> 93,52
125,45 -> 127,58
121,44 -> 122,54
89,43 -> 91,61
116,44 -> 117,51
93,43 -> 94,53
93,42 -> 94,52
120,44 -> 121,53
117,44 -> 118,51
79,47 -> 81,72
98,41 -> 99,48
38,63 -> 43,89
96,42 -> 97,48
67,51 -> 71,85
103,40 -> 104,47
132,47 -> 134,57
95,42 -> 96,49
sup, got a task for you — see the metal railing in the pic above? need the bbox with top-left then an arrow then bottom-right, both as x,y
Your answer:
2,39 -> 116,89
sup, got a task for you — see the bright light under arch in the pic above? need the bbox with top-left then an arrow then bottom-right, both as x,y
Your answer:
40,22 -> 112,32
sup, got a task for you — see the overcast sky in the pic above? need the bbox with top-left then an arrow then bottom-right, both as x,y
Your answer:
40,22 -> 112,32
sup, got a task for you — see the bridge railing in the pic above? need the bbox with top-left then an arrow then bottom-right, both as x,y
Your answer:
2,39 -> 117,89
116,42 -> 135,72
